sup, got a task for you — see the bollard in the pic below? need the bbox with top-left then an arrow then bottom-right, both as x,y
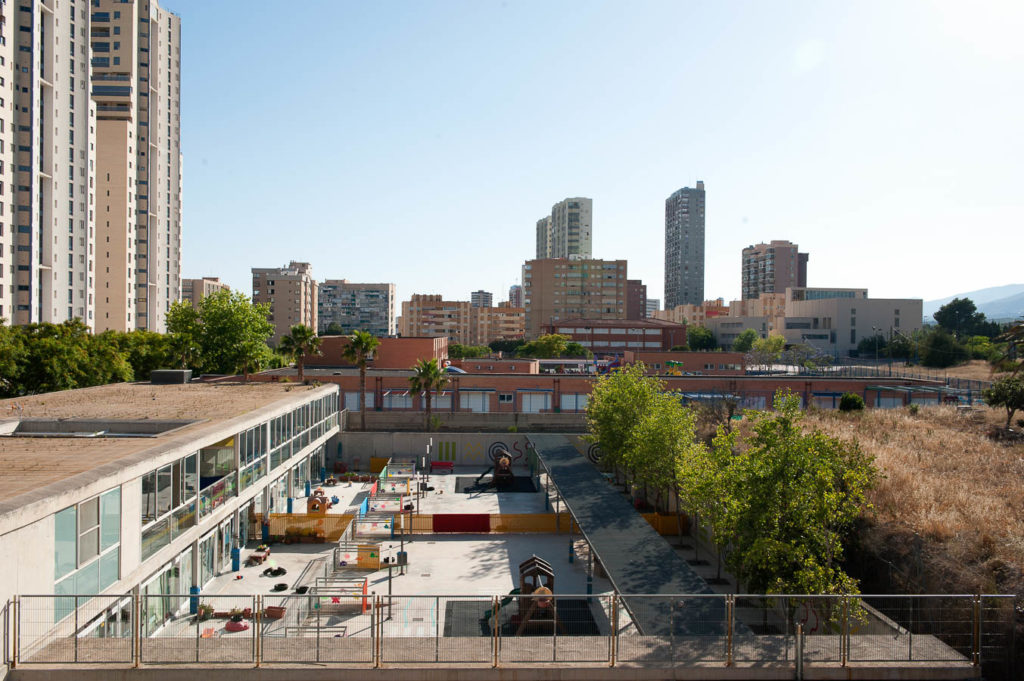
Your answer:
795,623 -> 804,680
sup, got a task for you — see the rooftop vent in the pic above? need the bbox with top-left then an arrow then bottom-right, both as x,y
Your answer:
150,369 -> 193,384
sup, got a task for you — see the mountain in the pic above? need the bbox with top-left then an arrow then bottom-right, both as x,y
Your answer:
923,284 -> 1024,321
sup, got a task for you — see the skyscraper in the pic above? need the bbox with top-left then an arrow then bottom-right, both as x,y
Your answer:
470,290 -> 493,308
664,182 -> 705,309
91,0 -> 182,332
252,262 -> 318,346
741,240 -> 809,299
318,280 -> 396,337
9,1 -> 97,327
508,284 -> 523,308
535,198 -> 592,260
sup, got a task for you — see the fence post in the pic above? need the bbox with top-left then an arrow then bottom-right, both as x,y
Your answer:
840,596 -> 848,667
255,595 -> 262,667
11,596 -> 17,669
552,596 -> 558,662
73,595 -> 79,663
372,594 -> 380,668
134,593 -> 141,668
726,594 -> 734,666
492,595 -> 499,668
609,595 -> 617,667
316,592 -> 321,663
252,595 -> 258,666
795,623 -> 803,680
435,596 -> 440,662
972,594 -> 981,666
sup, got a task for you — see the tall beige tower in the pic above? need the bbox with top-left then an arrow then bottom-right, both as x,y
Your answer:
91,0 -> 182,332
252,262 -> 318,346
0,2 -> 13,322
11,1 -> 97,327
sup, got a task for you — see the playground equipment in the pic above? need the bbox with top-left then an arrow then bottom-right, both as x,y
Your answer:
334,542 -> 382,571
311,575 -> 369,615
368,493 -> 405,513
474,449 -> 516,489
306,489 -> 332,515
385,455 -> 418,478
485,555 -> 563,635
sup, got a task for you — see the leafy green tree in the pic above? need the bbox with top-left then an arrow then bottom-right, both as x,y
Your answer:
887,331 -> 919,362
517,333 -> 569,358
277,324 -> 322,383
166,301 -> 202,370
563,341 -> 593,358
585,363 -> 662,474
838,392 -> 865,411
409,358 -> 450,430
322,322 -> 345,336
106,330 -> 172,380
15,320 -> 132,394
186,290 -> 274,379
983,376 -> 1024,429
448,343 -> 490,359
687,326 -> 717,351
747,333 -> 786,371
489,339 -> 526,355
0,321 -> 26,397
670,344 -> 690,351
963,335 -> 997,361
934,298 -> 1000,338
342,330 -> 381,431
731,328 -> 759,353
991,319 -> 1023,374
719,390 -> 876,593
920,328 -> 968,368
856,334 -> 887,358
782,343 -> 831,370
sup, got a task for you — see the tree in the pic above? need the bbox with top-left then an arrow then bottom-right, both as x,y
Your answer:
448,343 -> 490,359
277,324 -> 322,383
517,334 -> 569,358
585,363 -> 662,473
0,321 -> 26,397
856,334 -> 887,359
731,328 -> 759,353
718,390 -> 876,594
322,322 -> 345,336
166,302 -> 202,370
920,328 -> 968,368
687,326 -> 717,351
670,344 -> 691,351
933,297 -> 1000,339
747,334 -> 786,371
489,339 -> 526,355
108,330 -> 172,380
190,290 -> 275,379
983,376 -> 1024,429
992,319 -> 1023,375
563,341 -> 593,358
409,358 -> 450,430
14,320 -> 132,394
342,330 -> 381,431
782,343 -> 831,370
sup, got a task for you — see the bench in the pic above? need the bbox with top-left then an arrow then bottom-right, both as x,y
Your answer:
430,460 -> 454,474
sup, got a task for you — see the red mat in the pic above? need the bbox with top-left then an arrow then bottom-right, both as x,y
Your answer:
432,513 -> 490,533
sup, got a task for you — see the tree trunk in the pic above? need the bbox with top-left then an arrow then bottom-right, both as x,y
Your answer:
359,364 -> 367,431
297,356 -> 304,383
425,393 -> 432,431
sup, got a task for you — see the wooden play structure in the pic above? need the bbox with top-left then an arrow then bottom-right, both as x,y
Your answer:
306,488 -> 333,515
334,542 -> 382,571
493,451 -> 515,488
488,555 -> 563,636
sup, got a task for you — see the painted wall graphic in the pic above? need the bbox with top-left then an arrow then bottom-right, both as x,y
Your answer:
586,443 -> 602,464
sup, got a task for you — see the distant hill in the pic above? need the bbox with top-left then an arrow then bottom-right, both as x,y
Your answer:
923,284 -> 1024,321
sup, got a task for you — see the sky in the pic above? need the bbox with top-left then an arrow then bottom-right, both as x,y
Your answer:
164,0 -> 1023,308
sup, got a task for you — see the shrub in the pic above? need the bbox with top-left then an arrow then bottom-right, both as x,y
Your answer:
907,403 -> 920,416
839,392 -> 865,412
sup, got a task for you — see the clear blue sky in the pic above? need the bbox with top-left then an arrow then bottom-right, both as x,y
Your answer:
165,0 -> 1022,307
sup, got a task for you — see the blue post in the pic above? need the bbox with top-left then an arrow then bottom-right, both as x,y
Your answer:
305,480 -> 312,497
261,520 -> 269,542
568,537 -> 574,563
286,497 -> 293,514
231,546 -> 240,572
320,466 -> 326,482
189,586 -> 200,615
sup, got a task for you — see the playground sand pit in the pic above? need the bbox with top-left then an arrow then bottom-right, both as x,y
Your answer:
454,475 -> 538,494
447,597 -> 602,637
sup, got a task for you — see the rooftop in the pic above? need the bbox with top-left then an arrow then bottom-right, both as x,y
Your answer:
0,381 -> 334,514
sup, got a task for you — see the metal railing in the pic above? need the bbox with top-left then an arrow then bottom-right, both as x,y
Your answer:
7,592 -> 1016,674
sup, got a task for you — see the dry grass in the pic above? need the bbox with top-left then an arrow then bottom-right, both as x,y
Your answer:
803,405 -> 1024,595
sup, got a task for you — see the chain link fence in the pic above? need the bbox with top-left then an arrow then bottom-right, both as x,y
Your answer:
8,592 -> 1016,676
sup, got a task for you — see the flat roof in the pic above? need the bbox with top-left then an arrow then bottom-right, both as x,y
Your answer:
0,381 -> 334,510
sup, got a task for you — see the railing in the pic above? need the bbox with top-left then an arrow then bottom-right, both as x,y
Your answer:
7,593 -> 1015,673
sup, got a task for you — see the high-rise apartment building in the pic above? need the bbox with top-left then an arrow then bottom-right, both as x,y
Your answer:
398,294 -> 471,344
535,198 -> 592,260
645,299 -> 660,318
317,280 -> 396,337
252,262 -> 318,345
522,258 -> 627,338
470,303 -> 525,345
626,280 -> 647,320
535,216 -> 551,259
470,290 -> 493,308
741,240 -> 808,300
91,0 -> 181,332
508,284 -> 523,308
8,1 -> 97,328
181,277 -> 229,311
664,182 -> 705,309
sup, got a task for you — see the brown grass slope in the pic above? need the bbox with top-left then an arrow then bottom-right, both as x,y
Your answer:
803,405 -> 1023,596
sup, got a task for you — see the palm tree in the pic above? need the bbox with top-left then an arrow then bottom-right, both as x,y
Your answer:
409,358 -> 450,430
277,324 -> 322,383
342,330 -> 381,430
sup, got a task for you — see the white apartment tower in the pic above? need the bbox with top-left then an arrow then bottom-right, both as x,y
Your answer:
9,0 -> 97,327
535,198 -> 592,260
0,1 -> 13,321
91,0 -> 182,332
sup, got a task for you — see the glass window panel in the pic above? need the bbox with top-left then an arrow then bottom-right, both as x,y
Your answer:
141,471 -> 157,523
55,574 -> 76,623
79,526 -> 100,564
76,559 -> 99,595
100,488 -> 120,551
156,464 -> 172,515
55,507 -> 77,579
184,453 -> 197,500
99,548 -> 119,590
78,496 -> 99,531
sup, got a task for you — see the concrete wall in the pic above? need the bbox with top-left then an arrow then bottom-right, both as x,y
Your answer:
329,431 -> 596,473
356,411 -> 588,432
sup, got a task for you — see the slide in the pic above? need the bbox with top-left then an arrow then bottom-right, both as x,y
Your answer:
475,466 -> 494,485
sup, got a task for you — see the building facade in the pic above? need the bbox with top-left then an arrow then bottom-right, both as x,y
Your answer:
471,303 -> 526,345
522,258 -> 627,339
0,0 -> 12,322
181,277 -> 229,311
536,198 -> 592,260
508,284 -> 523,308
741,240 -> 808,300
645,298 -> 660,318
470,290 -> 493,308
317,280 -> 395,337
398,294 -> 472,344
252,261 -> 318,345
547,318 -> 687,354
664,182 -> 705,309
626,279 -> 647,320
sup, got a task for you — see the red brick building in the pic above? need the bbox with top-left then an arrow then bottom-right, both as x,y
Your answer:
623,351 -> 746,376
544,318 -> 687,354
305,336 -> 447,370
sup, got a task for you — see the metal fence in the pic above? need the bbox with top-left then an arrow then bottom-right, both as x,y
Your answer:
7,592 -> 1016,674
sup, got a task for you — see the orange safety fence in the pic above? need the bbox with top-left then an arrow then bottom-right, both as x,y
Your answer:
641,512 -> 687,535
488,513 -> 579,533
263,513 -> 353,541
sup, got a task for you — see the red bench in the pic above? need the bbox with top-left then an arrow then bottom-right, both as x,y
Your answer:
430,460 -> 454,474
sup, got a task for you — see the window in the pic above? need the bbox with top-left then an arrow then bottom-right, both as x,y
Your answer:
498,393 -> 513,404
